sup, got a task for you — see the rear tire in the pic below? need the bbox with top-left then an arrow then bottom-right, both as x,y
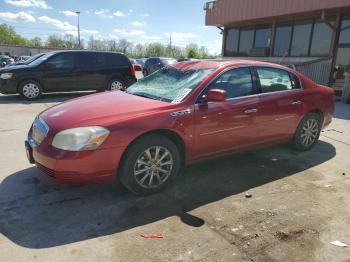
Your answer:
119,134 -> 181,195
19,80 -> 42,100
107,78 -> 125,91
290,112 -> 322,151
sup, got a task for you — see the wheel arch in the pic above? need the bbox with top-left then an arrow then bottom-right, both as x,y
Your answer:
107,75 -> 126,86
294,108 -> 325,137
306,108 -> 324,125
17,78 -> 45,93
117,128 -> 187,174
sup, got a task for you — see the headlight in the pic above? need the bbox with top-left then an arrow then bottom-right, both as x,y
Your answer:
0,73 -> 14,79
52,126 -> 110,151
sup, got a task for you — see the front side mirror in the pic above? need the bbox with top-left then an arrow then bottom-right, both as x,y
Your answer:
206,89 -> 227,102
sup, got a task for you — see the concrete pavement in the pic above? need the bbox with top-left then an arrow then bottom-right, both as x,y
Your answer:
0,93 -> 349,262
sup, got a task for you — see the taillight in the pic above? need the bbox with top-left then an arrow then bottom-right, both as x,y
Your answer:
130,65 -> 136,77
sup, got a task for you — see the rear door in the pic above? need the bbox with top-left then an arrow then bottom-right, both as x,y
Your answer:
40,53 -> 76,92
253,66 -> 303,142
193,67 -> 260,158
74,52 -> 105,90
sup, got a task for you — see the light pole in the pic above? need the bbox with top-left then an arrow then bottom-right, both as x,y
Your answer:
75,11 -> 81,48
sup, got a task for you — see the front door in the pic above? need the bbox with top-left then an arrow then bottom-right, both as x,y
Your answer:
41,53 -> 77,92
193,67 -> 260,158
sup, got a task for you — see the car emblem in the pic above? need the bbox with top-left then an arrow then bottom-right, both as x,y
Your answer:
170,109 -> 192,117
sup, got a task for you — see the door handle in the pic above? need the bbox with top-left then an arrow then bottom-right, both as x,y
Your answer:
291,100 -> 302,105
244,109 -> 258,114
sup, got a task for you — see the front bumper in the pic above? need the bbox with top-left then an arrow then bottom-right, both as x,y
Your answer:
0,79 -> 17,94
26,141 -> 126,184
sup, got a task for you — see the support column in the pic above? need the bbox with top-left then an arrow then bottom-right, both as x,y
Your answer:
328,13 -> 341,87
342,71 -> 350,102
269,21 -> 276,56
221,28 -> 226,57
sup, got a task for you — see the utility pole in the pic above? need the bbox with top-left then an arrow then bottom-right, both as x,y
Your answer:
169,33 -> 172,57
75,11 -> 81,49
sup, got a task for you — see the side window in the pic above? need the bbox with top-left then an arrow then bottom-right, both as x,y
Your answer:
76,53 -> 93,68
208,67 -> 255,99
95,53 -> 105,66
256,67 -> 294,93
46,53 -> 74,69
146,58 -> 156,66
104,53 -> 129,67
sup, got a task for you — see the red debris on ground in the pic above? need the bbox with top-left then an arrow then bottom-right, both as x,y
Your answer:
140,233 -> 164,239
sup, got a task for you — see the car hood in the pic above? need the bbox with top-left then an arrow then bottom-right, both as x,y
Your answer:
0,64 -> 29,72
40,91 -> 173,131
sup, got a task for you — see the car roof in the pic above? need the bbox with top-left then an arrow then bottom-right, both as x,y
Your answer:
46,50 -> 126,56
147,57 -> 175,60
172,59 -> 296,71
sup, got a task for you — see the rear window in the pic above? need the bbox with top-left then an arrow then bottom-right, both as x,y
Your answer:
162,59 -> 177,65
105,53 -> 130,67
256,67 -> 298,93
145,58 -> 159,66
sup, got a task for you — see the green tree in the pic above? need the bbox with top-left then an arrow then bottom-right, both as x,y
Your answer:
0,23 -> 27,45
116,39 -> 133,55
199,46 -> 209,59
46,35 -> 66,48
133,43 -> 145,58
63,34 -> 77,48
187,48 -> 198,58
146,43 -> 167,57
0,23 -> 220,58
186,43 -> 199,58
28,37 -> 42,46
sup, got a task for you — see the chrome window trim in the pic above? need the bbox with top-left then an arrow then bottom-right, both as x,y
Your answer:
195,64 -> 304,105
195,64 -> 255,104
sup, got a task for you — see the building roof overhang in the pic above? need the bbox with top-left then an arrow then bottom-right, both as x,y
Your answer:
205,0 -> 350,27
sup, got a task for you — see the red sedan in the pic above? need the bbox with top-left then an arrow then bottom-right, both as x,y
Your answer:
25,60 -> 335,195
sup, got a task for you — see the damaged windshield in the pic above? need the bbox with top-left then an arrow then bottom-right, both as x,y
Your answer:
127,67 -> 214,103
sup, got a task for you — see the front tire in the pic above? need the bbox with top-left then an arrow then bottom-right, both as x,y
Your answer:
19,80 -> 42,100
291,112 -> 322,151
119,134 -> 181,195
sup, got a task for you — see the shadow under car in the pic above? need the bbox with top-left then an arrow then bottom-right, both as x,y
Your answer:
0,141 -> 336,248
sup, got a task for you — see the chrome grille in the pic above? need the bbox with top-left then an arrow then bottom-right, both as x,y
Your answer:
30,117 -> 49,146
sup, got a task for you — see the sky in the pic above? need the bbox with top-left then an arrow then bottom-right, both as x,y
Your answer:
0,0 -> 222,54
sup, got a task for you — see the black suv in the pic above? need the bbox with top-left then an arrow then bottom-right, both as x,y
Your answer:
142,57 -> 176,76
0,50 -> 137,99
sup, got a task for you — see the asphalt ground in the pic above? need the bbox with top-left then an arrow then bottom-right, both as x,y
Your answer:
0,93 -> 349,262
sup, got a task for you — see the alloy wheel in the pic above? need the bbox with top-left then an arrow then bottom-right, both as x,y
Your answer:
110,81 -> 123,91
22,83 -> 40,99
300,118 -> 319,146
133,146 -> 173,189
